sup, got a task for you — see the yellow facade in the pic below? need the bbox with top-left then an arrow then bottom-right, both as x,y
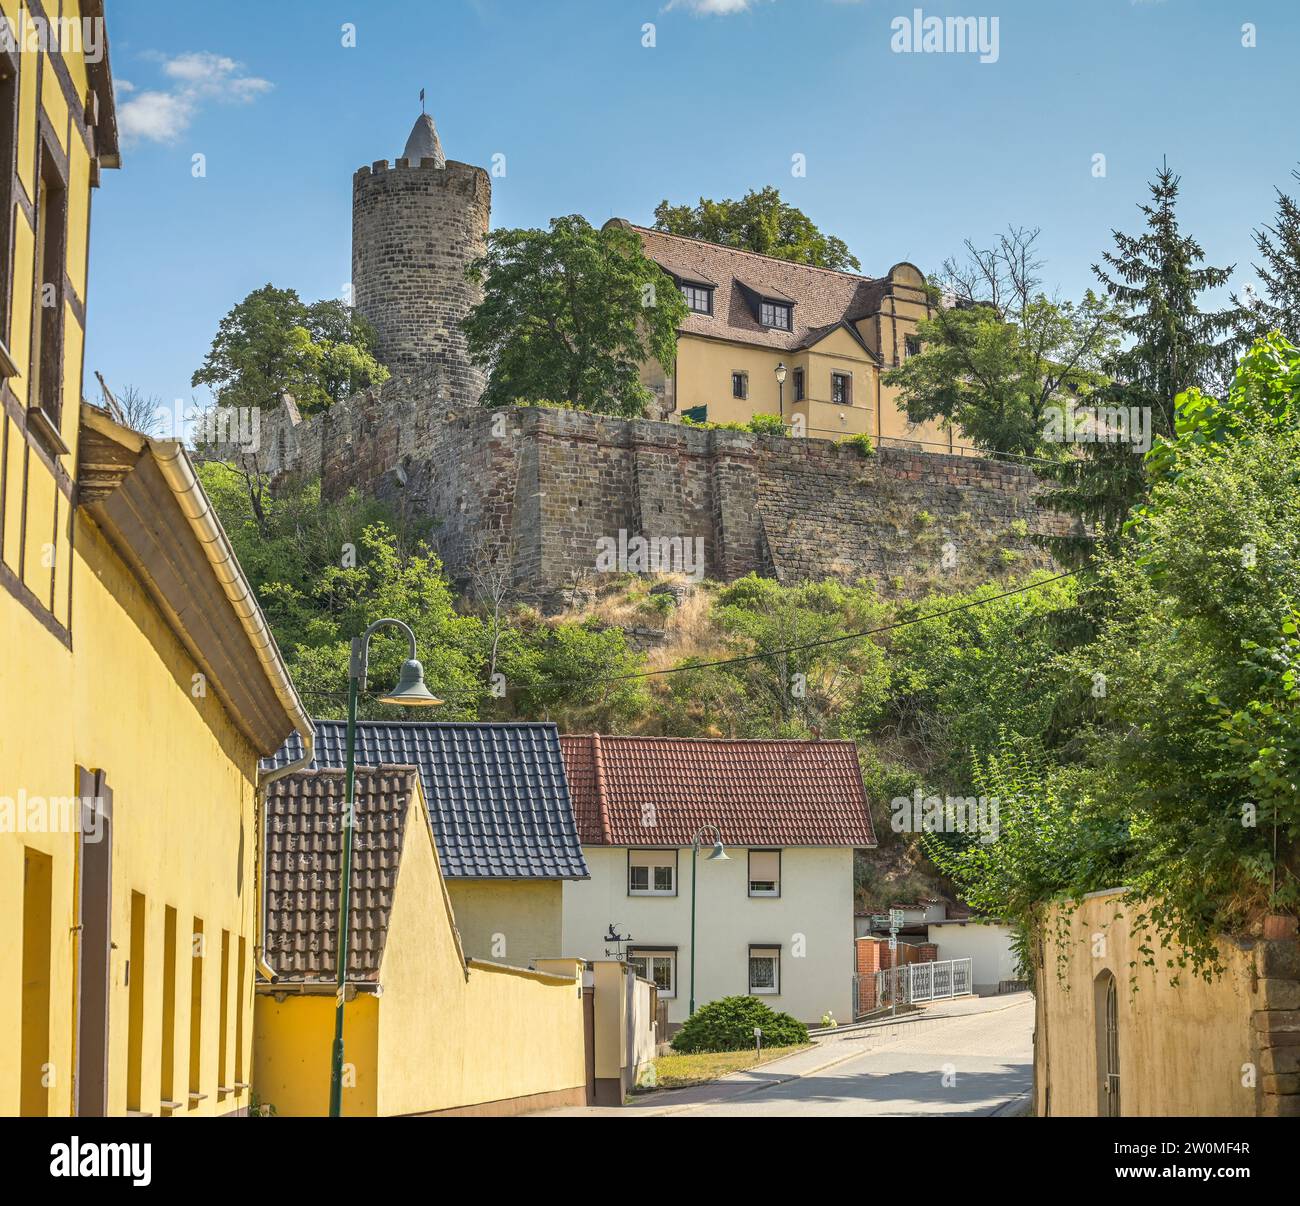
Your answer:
445,878 -> 563,964
653,261 -> 965,453
1034,891 -> 1263,1117
254,782 -> 588,1116
1,1 -> 308,1118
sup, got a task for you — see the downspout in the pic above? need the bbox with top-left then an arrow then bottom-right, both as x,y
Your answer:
150,441 -> 315,983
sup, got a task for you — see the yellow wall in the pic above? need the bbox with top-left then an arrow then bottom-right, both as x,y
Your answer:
1,515 -> 262,1117
1035,891 -> 1260,1117
252,994 -> 379,1118
664,262 -> 965,454
2,0 -> 99,635
253,789 -> 587,1117
446,879 -> 563,963
1,5 -> 264,1118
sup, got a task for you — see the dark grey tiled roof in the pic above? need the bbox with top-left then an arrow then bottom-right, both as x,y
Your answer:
265,766 -> 419,982
266,722 -> 589,881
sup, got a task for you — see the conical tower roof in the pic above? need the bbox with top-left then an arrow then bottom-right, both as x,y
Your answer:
402,112 -> 445,167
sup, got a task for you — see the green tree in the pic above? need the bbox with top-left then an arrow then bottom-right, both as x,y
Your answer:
464,216 -> 686,417
1045,164 -> 1242,551
1236,165 -> 1300,344
884,228 -> 1118,457
192,285 -> 388,417
653,186 -> 860,272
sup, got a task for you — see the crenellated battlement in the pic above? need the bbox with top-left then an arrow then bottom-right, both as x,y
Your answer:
351,115 -> 491,399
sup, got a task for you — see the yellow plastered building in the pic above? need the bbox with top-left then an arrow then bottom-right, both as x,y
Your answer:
0,1 -> 313,1117
615,221 -> 966,453
254,767 -> 588,1116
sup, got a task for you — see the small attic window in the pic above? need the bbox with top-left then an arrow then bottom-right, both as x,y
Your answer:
760,301 -> 792,330
681,283 -> 713,315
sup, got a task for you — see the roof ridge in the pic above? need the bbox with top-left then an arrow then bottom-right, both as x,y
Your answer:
591,733 -> 613,844
630,222 -> 880,284
563,733 -> 857,748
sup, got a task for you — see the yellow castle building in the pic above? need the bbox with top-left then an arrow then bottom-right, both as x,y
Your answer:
0,0 -> 312,1117
613,220 -> 961,452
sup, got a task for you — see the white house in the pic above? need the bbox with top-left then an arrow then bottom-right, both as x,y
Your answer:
559,735 -> 877,1026
926,917 -> 1021,995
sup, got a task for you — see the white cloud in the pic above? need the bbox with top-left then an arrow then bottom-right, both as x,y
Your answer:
666,0 -> 769,14
118,51 -> 271,145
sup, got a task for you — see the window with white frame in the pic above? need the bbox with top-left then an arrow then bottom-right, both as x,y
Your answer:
628,948 -> 677,998
749,946 -> 781,995
628,849 -> 677,896
748,850 -> 781,897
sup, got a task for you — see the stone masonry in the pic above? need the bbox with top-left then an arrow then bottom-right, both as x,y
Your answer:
352,155 -> 490,402
256,378 -> 1081,609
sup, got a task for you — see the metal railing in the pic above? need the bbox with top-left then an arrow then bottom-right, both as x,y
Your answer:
865,957 -> 974,1012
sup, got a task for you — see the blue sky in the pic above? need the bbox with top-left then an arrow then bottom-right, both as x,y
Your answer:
89,0 -> 1300,408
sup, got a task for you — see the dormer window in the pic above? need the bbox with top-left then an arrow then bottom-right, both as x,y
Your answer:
681,284 -> 713,315
760,301 -> 792,330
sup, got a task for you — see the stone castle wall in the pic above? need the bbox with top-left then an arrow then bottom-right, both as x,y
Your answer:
255,380 -> 1079,606
352,157 -> 491,402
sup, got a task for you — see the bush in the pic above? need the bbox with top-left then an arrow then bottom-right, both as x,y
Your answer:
839,430 -> 875,456
746,412 -> 786,436
670,995 -> 809,1053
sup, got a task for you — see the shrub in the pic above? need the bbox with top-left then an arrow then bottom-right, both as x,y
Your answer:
670,995 -> 809,1053
839,430 -> 875,456
746,412 -> 786,436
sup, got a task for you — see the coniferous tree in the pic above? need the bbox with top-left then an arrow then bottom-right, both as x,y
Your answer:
1045,162 -> 1241,555
1237,165 -> 1300,343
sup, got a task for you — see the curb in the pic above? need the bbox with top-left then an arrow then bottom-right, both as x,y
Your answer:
634,1045 -> 872,1116
987,1090 -> 1032,1118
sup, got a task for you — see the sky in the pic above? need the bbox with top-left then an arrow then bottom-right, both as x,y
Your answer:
87,0 -> 1300,410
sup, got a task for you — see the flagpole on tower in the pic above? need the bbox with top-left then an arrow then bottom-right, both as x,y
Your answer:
420,88 -> 426,115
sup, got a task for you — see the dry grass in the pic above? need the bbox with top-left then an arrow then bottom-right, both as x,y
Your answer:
646,1044 -> 813,1091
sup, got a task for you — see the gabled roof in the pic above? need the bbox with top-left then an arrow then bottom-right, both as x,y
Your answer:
558,734 -> 876,848
623,223 -> 909,353
78,403 -> 310,755
267,722 -> 589,880
264,766 -> 421,982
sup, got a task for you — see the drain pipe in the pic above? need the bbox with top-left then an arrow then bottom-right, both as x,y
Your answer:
150,439 -> 314,984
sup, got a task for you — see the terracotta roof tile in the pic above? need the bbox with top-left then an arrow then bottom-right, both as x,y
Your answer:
264,766 -> 420,982
558,735 -> 875,848
632,225 -> 892,354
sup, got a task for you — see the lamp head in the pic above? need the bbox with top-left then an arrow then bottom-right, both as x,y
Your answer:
706,840 -> 729,861
775,362 -> 788,385
378,658 -> 444,708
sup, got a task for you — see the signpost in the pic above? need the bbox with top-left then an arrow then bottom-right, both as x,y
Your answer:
888,909 -> 904,1016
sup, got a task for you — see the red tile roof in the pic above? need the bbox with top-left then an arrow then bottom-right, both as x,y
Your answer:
628,224 -> 897,354
264,766 -> 421,982
558,734 -> 876,848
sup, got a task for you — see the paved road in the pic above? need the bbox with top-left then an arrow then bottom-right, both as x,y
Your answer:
541,992 -> 1033,1118
677,994 -> 1033,1117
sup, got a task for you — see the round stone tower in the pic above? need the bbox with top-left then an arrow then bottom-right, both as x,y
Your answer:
351,112 -> 491,401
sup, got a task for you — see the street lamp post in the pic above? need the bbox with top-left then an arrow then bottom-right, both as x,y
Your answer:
688,823 -> 730,1017
329,618 -> 442,1117
775,362 -> 787,423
